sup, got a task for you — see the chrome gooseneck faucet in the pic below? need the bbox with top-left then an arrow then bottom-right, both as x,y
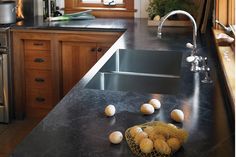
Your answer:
158,10 -> 197,56
157,10 -> 212,83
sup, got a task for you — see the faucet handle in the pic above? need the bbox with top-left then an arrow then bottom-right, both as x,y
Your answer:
186,55 -> 195,63
201,67 -> 213,83
202,57 -> 208,67
186,43 -> 194,49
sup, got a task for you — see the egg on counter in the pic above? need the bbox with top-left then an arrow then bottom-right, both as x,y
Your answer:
104,105 -> 116,117
109,131 -> 123,144
170,109 -> 184,122
149,99 -> 161,109
140,103 -> 155,115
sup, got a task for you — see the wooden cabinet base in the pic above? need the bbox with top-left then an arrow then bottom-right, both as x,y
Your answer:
12,30 -> 122,119
25,107 -> 51,118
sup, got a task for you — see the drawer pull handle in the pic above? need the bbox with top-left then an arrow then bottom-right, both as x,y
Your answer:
97,48 -> 102,52
33,42 -> 44,46
34,58 -> 45,63
35,97 -> 45,102
35,78 -> 45,83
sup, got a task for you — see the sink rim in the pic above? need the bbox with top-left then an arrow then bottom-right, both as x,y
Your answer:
99,71 -> 181,79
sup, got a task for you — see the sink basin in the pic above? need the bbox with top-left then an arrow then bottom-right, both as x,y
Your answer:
85,49 -> 183,94
100,49 -> 182,76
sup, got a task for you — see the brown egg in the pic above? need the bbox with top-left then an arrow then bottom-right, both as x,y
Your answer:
167,137 -> 181,151
130,126 -> 143,138
154,139 -> 171,155
139,138 -> 154,154
149,133 -> 166,141
168,123 -> 178,129
143,126 -> 154,135
134,132 -> 148,145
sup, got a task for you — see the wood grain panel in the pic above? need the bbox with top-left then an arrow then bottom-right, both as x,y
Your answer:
25,70 -> 53,89
24,50 -> 52,70
24,40 -> 50,50
26,89 -> 53,109
213,29 -> 235,111
62,42 -> 97,95
96,43 -> 113,60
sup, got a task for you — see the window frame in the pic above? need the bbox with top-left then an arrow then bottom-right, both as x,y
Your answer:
64,0 -> 135,18
78,0 -> 126,8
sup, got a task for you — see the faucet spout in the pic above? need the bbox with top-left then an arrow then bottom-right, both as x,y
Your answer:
157,10 -> 198,56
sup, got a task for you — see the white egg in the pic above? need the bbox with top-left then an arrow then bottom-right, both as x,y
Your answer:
140,138 -> 154,154
109,131 -> 123,144
140,103 -> 155,115
130,126 -> 143,138
171,109 -> 184,122
149,99 -> 161,109
105,105 -> 116,117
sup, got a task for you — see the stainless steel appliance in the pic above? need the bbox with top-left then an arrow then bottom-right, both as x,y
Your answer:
0,1 -> 16,24
43,0 -> 57,19
22,0 -> 42,19
0,27 -> 11,123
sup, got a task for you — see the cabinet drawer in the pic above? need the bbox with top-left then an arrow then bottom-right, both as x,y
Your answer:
25,70 -> 53,90
25,50 -> 51,70
24,40 -> 50,50
26,89 -> 53,109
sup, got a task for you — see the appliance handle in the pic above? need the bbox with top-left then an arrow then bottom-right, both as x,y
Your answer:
0,55 -> 3,105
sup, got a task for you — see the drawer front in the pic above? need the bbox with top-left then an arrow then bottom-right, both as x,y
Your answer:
24,40 -> 50,50
26,89 -> 53,109
25,50 -> 51,70
25,70 -> 53,90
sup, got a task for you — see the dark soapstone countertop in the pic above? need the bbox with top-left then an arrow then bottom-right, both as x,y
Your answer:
11,18 -> 235,157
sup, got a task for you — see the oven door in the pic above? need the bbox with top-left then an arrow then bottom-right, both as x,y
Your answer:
0,53 -> 9,123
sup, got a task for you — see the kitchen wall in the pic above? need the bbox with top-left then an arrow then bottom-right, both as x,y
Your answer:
134,0 -> 149,18
55,0 -> 149,18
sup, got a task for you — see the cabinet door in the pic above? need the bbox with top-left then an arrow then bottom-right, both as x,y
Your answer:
96,43 -> 113,60
62,41 -> 97,95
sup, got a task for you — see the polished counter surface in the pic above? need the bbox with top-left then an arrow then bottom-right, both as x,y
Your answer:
11,18 -> 235,157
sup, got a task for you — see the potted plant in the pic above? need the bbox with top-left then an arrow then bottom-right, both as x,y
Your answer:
146,0 -> 197,25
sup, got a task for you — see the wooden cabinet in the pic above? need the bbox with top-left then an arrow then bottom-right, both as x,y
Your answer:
12,30 -> 121,119
61,42 -> 113,95
62,42 -> 97,95
13,32 -> 60,119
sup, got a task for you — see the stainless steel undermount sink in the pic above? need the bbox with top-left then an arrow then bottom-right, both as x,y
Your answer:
85,49 -> 183,94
